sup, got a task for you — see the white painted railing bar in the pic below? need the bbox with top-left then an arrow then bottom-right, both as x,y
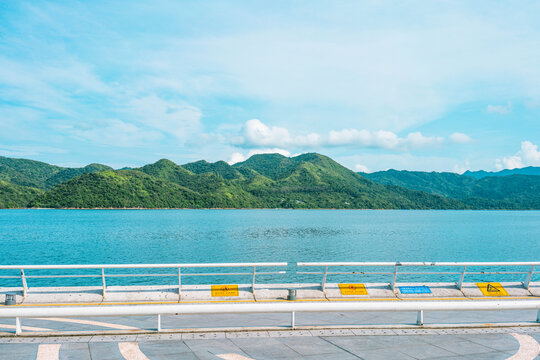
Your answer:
1,300 -> 539,335
297,262 -> 539,291
0,262 -> 288,270
298,262 -> 540,266
0,263 -> 288,297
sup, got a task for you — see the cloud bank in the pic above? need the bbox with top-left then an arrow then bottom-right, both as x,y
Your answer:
496,141 -> 540,170
234,119 -> 468,152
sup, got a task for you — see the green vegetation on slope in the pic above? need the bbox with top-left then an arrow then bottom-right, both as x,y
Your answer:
0,180 -> 42,208
31,170 -> 206,208
2,152 -> 539,209
362,170 -> 540,209
0,156 -> 111,190
183,160 -> 245,180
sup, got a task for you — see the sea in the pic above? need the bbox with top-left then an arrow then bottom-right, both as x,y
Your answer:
0,209 -> 539,286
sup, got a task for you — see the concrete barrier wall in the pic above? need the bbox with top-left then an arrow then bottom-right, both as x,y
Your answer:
0,281 -> 538,305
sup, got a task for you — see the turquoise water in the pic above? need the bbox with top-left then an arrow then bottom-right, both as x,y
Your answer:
0,209 -> 539,286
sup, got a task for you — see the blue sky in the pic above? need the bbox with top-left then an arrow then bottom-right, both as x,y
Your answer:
1,1 -> 540,172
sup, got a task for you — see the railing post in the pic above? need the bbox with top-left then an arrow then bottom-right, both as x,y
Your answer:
20,269 -> 28,298
524,265 -> 535,290
178,267 -> 182,300
457,266 -> 467,291
537,309 -> 540,323
101,268 -> 106,297
291,312 -> 295,329
417,310 -> 424,326
157,314 -> 162,332
15,317 -> 22,335
391,265 -> 398,292
321,266 -> 328,292
252,266 -> 257,294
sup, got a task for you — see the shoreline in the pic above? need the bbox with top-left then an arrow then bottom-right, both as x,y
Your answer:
0,207 -> 536,211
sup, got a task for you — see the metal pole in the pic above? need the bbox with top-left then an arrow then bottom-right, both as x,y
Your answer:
537,309 -> 540,323
417,310 -> 424,326
291,311 -> 295,329
157,314 -> 162,332
20,269 -> 28,298
178,267 -> 182,300
15,317 -> 21,335
101,268 -> 106,297
322,266 -> 328,292
252,266 -> 257,294
391,265 -> 398,292
457,266 -> 467,290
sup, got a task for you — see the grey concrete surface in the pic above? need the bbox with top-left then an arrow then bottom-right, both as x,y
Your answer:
1,327 -> 539,359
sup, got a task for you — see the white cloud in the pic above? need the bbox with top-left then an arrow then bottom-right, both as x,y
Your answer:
228,148 -> 291,164
521,140 -> 540,163
238,119 -> 321,148
236,119 -> 445,151
449,132 -> 473,144
486,102 -> 512,114
71,119 -> 162,147
495,141 -> 540,170
354,164 -> 370,173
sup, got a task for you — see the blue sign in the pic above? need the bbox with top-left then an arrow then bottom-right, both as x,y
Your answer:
399,285 -> 431,294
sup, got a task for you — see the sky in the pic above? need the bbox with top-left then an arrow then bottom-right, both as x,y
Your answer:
1,1 -> 540,173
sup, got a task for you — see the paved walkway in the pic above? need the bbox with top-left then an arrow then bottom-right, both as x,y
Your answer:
1,327 -> 540,359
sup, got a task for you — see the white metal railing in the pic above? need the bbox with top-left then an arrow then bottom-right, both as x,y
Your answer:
0,263 -> 287,297
296,262 -> 540,292
0,300 -> 539,335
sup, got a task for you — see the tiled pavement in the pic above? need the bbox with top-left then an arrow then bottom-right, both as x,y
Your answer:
0,327 -> 539,359
1,310 -> 540,359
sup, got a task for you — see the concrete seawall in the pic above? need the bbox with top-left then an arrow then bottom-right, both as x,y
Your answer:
1,281 -> 537,305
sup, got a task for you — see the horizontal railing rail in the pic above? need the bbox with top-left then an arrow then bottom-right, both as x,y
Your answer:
0,263 -> 288,297
1,300 -> 539,335
296,262 -> 540,292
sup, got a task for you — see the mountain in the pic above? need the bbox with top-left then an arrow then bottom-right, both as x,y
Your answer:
0,180 -> 42,208
183,160 -> 245,180
234,153 -> 463,209
463,166 -> 540,179
2,152 -> 540,209
361,169 -> 540,209
137,159 -> 262,207
31,170 -> 207,208
0,156 -> 111,189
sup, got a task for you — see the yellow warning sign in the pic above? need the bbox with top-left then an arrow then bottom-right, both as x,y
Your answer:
476,282 -> 509,296
338,283 -> 368,295
211,284 -> 239,297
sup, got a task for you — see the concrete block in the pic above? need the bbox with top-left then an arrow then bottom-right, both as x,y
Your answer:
255,283 -> 325,300
180,284 -> 254,302
527,282 -> 540,296
103,285 -> 179,302
325,283 -> 397,299
461,282 -> 532,298
396,282 -> 465,299
21,286 -> 103,304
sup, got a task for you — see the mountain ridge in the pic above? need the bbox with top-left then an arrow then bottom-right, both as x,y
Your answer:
1,153 -> 539,209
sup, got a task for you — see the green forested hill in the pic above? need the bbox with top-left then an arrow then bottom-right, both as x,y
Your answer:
30,170 -> 207,208
463,166 -> 540,179
361,170 -> 540,209
1,153 -> 539,209
0,180 -> 42,208
241,154 -> 463,209
183,160 -> 245,180
0,156 -> 111,190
